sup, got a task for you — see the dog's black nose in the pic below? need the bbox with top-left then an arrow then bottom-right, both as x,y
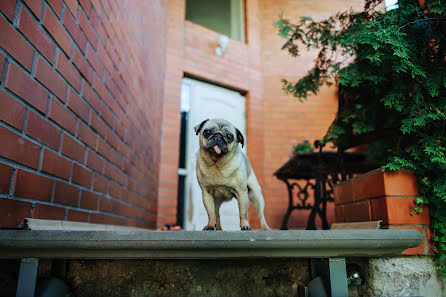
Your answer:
214,134 -> 223,141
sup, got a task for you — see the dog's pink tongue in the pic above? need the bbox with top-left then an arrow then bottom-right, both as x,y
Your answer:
213,145 -> 221,154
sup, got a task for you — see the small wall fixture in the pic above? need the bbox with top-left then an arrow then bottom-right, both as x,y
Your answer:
215,35 -> 229,57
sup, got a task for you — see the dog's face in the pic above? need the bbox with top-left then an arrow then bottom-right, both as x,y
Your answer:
194,119 -> 244,157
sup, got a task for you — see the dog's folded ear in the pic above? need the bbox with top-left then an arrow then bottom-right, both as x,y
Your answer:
236,128 -> 244,148
194,119 -> 209,135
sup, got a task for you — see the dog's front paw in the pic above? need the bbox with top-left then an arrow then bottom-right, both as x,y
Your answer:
241,226 -> 252,231
203,225 -> 216,231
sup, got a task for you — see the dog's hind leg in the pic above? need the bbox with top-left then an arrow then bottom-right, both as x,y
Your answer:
248,181 -> 271,230
237,189 -> 252,230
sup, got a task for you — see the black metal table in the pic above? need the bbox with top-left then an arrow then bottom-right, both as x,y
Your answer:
274,151 -> 376,230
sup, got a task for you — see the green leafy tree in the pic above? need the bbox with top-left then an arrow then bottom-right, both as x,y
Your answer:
275,0 -> 446,276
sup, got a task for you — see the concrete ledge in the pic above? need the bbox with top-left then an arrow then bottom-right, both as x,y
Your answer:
0,230 -> 422,259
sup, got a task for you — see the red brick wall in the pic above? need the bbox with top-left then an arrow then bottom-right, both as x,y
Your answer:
160,0 -> 363,230
156,0 -> 185,227
0,0 -> 167,228
259,0 -> 364,229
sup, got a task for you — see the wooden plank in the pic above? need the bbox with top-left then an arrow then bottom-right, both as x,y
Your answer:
331,221 -> 382,230
23,218 -> 148,231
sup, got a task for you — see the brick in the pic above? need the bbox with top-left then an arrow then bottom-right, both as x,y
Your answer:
99,0 -> 111,17
97,138 -> 111,160
106,41 -> 120,69
103,162 -> 126,185
67,88 -> 89,122
86,45 -> 103,75
127,178 -> 136,192
54,181 -> 80,206
77,121 -> 98,149
99,196 -> 117,213
48,98 -> 77,134
90,10 -> 107,44
90,213 -> 119,225
42,5 -> 72,56
64,0 -> 79,19
101,13 -> 114,40
0,53 -> 5,82
35,56 -> 67,101
334,205 -> 345,223
63,7 -> 87,52
73,48 -> 94,84
33,203 -> 65,220
61,134 -> 85,163
18,7 -> 56,63
333,181 -> 353,205
81,81 -> 100,112
78,0 -> 91,17
99,103 -> 115,128
56,52 -> 81,91
93,173 -> 107,193
98,44 -> 114,75
0,90 -> 26,130
0,126 -> 41,169
78,9 -> 98,50
352,170 -> 418,202
0,163 -> 14,194
0,17 -> 34,71
342,200 -> 371,223
72,163 -> 92,187
90,113 -> 110,139
67,209 -> 89,222
14,170 -> 53,201
0,198 -> 31,228
108,0 -> 118,15
114,121 -> 125,140
383,170 -> 418,196
41,148 -> 70,179
90,0 -> 102,17
108,181 -> 123,200
26,111 -> 61,150
104,86 -> 121,115
47,0 -> 63,17
86,150 -> 104,173
371,197 -> 430,225
80,190 -> 99,210
0,0 -> 16,21
5,63 -> 48,113
23,0 -> 43,20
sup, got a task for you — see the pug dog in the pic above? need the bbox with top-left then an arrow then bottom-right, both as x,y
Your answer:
194,118 -> 270,231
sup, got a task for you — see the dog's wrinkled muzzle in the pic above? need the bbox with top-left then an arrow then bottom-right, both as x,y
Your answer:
208,134 -> 228,155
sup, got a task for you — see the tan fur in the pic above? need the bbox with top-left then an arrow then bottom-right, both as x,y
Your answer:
195,119 -> 270,230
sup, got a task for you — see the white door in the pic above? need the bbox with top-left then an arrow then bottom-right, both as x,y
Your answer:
180,78 -> 246,231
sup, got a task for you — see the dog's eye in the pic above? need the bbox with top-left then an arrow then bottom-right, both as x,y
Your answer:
203,130 -> 210,137
226,134 -> 233,141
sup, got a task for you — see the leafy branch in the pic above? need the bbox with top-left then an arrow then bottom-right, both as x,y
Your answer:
276,0 -> 446,276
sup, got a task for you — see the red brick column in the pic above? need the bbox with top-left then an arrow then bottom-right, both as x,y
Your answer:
333,169 -> 431,255
155,0 -> 185,228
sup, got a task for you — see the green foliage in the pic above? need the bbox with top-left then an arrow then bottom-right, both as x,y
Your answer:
276,0 -> 446,276
292,140 -> 315,155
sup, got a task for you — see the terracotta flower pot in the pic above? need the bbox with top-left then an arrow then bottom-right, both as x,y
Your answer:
333,169 -> 431,255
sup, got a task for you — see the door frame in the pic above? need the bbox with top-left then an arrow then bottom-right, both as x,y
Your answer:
178,77 -> 247,230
